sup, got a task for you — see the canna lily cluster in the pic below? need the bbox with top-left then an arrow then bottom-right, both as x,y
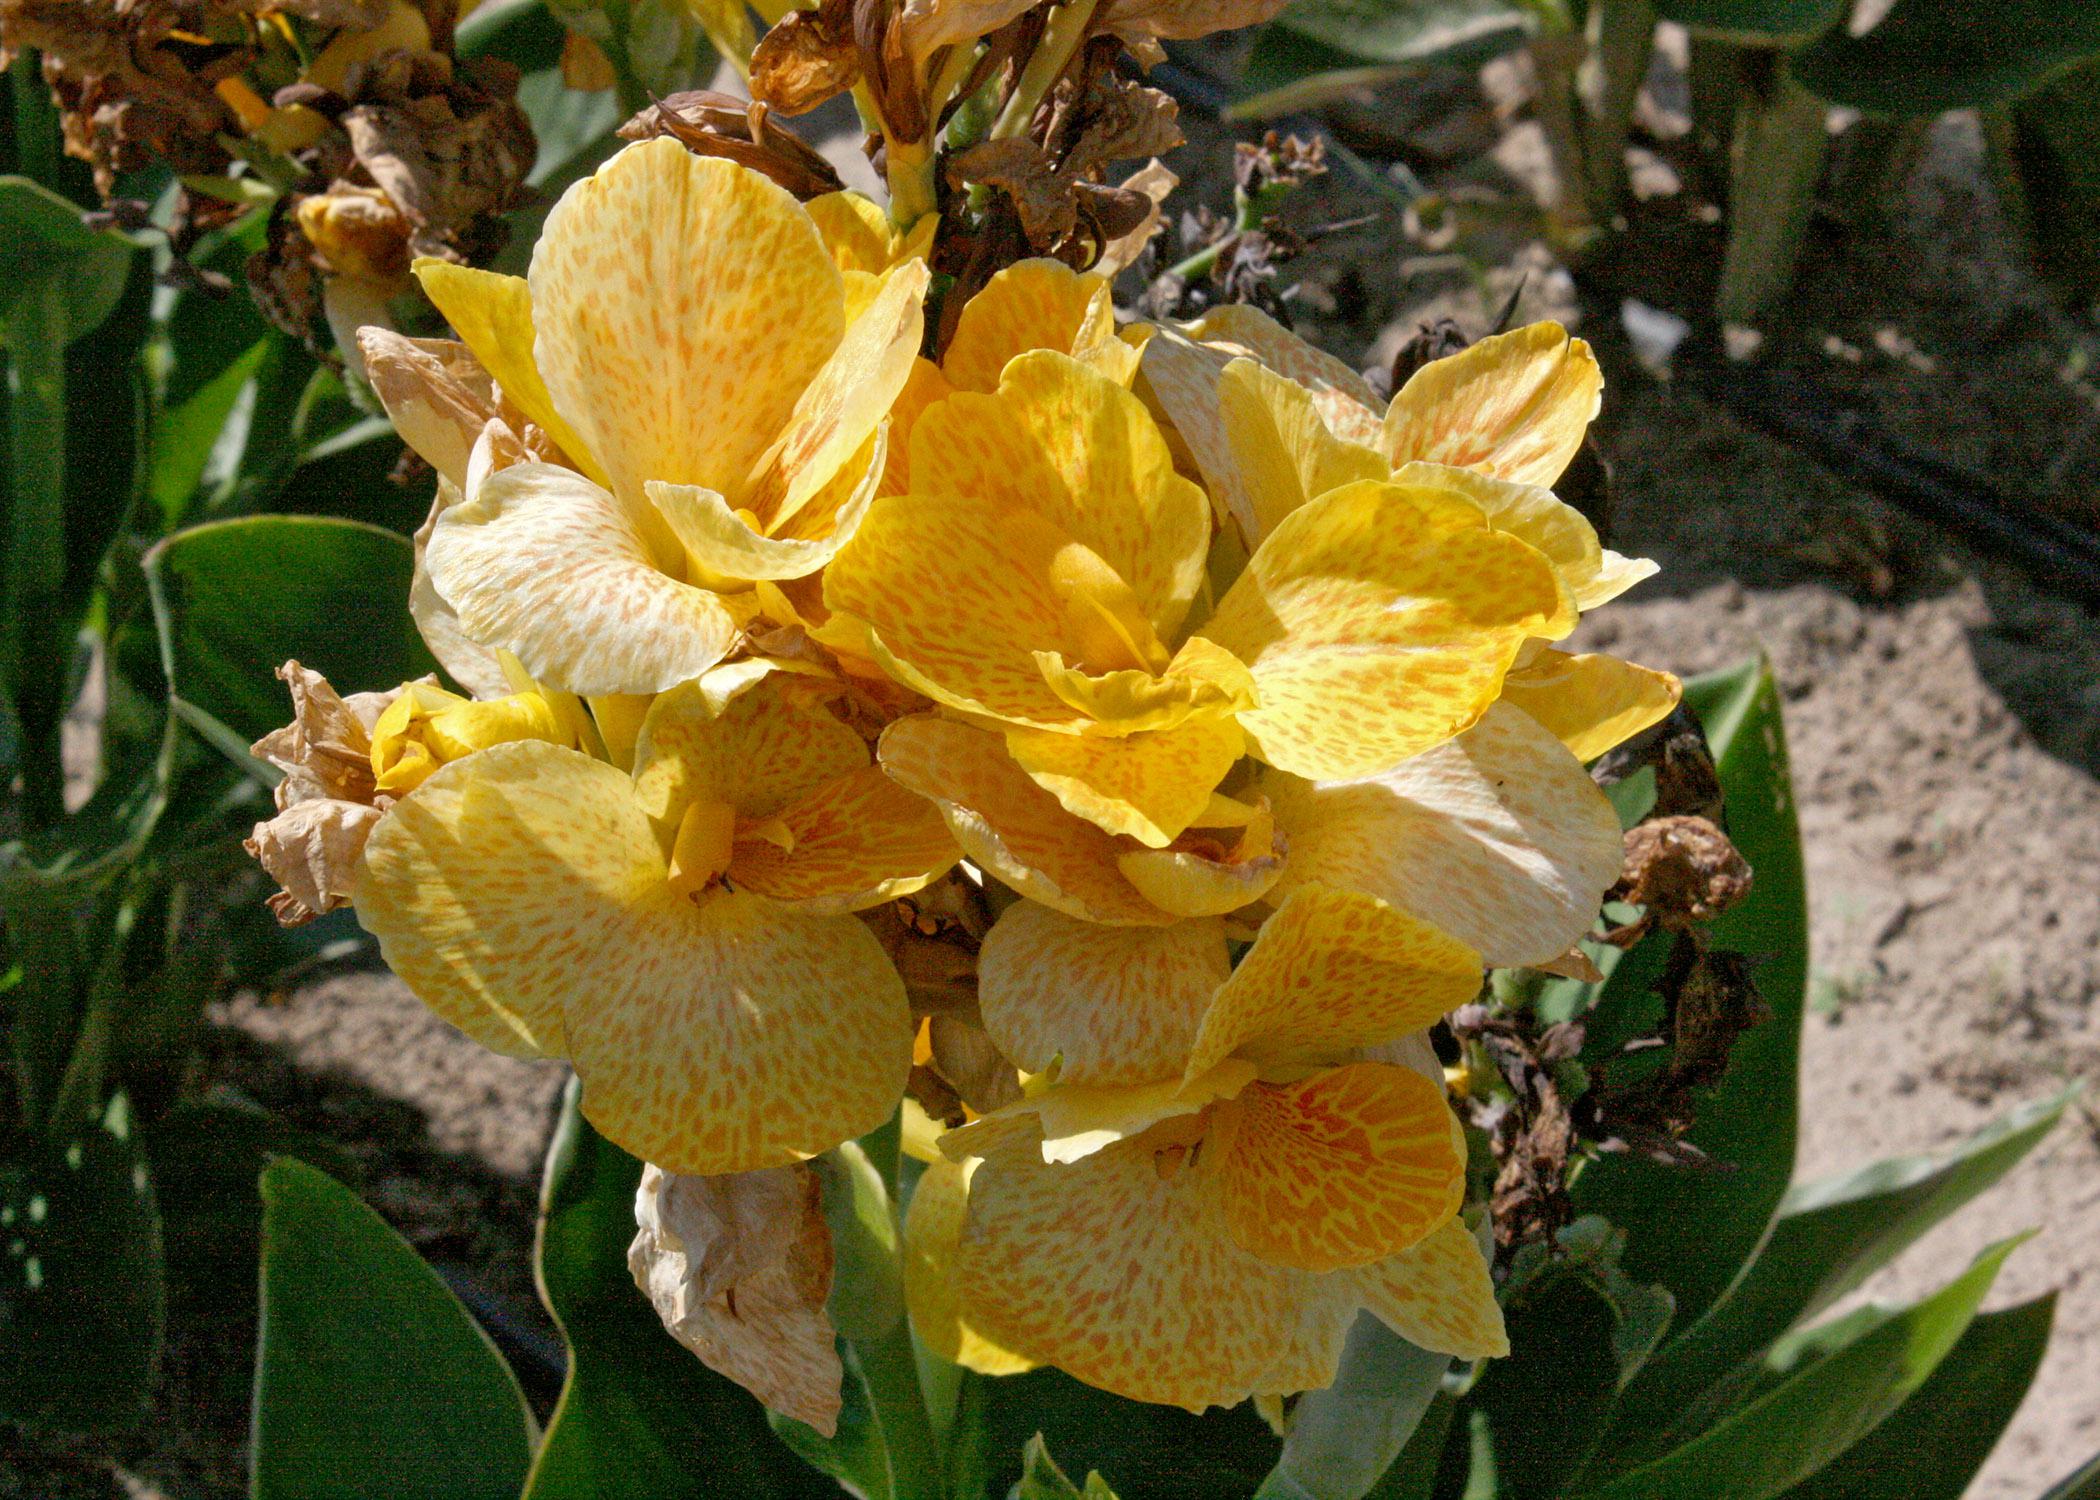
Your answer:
245,131 -> 1679,1432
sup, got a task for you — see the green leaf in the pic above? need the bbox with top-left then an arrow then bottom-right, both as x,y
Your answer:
144,515 -> 438,742
1573,1237 -> 2025,1500
1015,1433 -> 1123,1499
149,336 -> 274,529
524,1077 -> 823,1500
251,1156 -> 534,1500
1791,0 -> 2100,114
1233,2 -> 1536,118
0,175 -> 135,349
0,1097 -> 165,1436
1256,1315 -> 1451,1500
1998,58 -> 2100,307
1652,0 -> 1846,43
1573,658 -> 1809,1329
1779,1294 -> 2055,1500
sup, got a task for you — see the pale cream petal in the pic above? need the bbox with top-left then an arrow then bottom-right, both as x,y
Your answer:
879,715 -> 1173,925
977,901 -> 1230,1084
412,478 -> 510,699
1216,1065 -> 1464,1272
1249,1272 -> 1359,1398
902,1157 -> 1039,1376
1185,885 -> 1481,1080
529,141 -> 845,505
1382,321 -> 1601,488
1498,649 -> 1681,763
1349,1217 -> 1508,1359
1205,479 -> 1568,780
912,350 -> 1209,642
1264,701 -> 1623,968
1581,549 -> 1661,611
425,462 -> 740,696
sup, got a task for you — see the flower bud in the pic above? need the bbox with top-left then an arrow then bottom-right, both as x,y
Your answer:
368,681 -> 564,795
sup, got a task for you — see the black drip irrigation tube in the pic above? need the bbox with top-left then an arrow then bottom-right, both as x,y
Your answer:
1143,53 -> 2100,616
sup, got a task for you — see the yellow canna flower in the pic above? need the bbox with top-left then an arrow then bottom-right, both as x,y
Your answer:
390,139 -> 931,698
353,668 -> 960,1173
912,885 -> 1506,1410
367,679 -> 567,795
1143,310 -> 1682,763
827,344 -> 1570,866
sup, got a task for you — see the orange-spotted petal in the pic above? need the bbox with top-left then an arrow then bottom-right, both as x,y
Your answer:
1499,648 -> 1681,762
1348,1216 -> 1508,1359
632,671 -> 869,825
1002,714 -> 1243,848
943,259 -> 1133,394
903,1157 -> 1040,1375
730,764 -> 959,914
1382,321 -> 1600,488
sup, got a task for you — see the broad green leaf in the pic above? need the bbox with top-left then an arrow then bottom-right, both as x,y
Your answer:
149,337 -> 274,528
1779,1295 -> 2055,1500
1599,1088 -> 2066,1466
1256,1315 -> 1451,1500
0,175 -> 135,348
251,1156 -> 534,1500
459,0 -> 571,68
1653,0 -> 1845,43
1791,0 -> 2100,114
0,1096 -> 165,1436
1233,2 -> 1536,118
1573,1237 -> 2024,1500
144,515 -> 438,742
1573,658 -> 1809,1329
523,1077 -> 823,1500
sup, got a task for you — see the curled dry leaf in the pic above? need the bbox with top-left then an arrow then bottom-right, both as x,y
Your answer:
1097,0 -> 1290,44
1605,813 -> 1752,942
1094,157 -> 1175,276
629,1162 -> 843,1435
618,90 -> 843,200
749,0 -> 861,116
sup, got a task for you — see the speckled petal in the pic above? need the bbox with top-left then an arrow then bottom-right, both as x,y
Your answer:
356,744 -> 640,1061
632,672 -> 870,825
1115,805 -> 1287,919
567,887 -> 913,1174
1382,322 -> 1600,487
912,351 -> 1209,641
754,259 -> 928,529
413,260 -> 604,486
807,190 -> 897,273
1392,460 -> 1601,616
977,901 -> 1230,1083
1204,479 -> 1567,780
1217,357 -> 1390,545
1033,635 -> 1257,737
826,494 -> 1090,729
943,259 -> 1129,394
1002,714 -> 1242,848
529,141 -> 845,505
903,1157 -> 1040,1375
1349,1217 -> 1508,1359
424,462 -> 739,696
731,765 -> 959,914
1263,701 -> 1624,968
1218,1064 -> 1465,1271
1184,885 -> 1480,1080
1249,1272 -> 1360,1398
955,1124 -> 1310,1410
650,426 -> 884,584
879,715 -> 1171,925
1499,649 -> 1681,763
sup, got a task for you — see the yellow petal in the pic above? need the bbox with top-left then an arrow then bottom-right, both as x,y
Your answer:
1218,357 -> 1390,546
1205,479 -> 1567,780
650,426 -> 884,584
1184,885 -> 1480,1081
412,260 -> 606,488
424,462 -> 739,696
902,1157 -> 1039,1376
1392,460 -> 1602,614
878,357 -> 951,497
568,888 -> 912,1174
1175,303 -> 1385,441
953,1122 -> 1313,1411
1499,649 -> 1681,763
977,901 -> 1230,1084
1349,1216 -> 1508,1359
1263,701 -> 1623,968
944,259 -> 1132,394
807,190 -> 898,274
878,716 -> 1172,925
826,494 -> 1093,730
730,765 -> 959,914
1002,714 -> 1243,848
912,350 -> 1209,643
633,672 -> 869,825
1382,321 -> 1600,488
1217,1064 -> 1466,1271
1583,549 -> 1661,611
1250,1273 -> 1359,1399
528,141 -> 845,506
1033,634 -> 1258,737
1114,797 -> 1287,918
751,258 -> 929,530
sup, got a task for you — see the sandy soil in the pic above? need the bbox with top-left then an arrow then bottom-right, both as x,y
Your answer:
16,37 -> 2097,1500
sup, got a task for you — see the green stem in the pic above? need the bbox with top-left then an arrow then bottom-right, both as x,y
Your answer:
854,1318 -> 947,1500
1581,0 -> 1657,220
46,889 -> 139,1136
989,0 -> 1099,141
10,49 -> 61,185
5,285 -> 71,831
1714,62 -> 1829,325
